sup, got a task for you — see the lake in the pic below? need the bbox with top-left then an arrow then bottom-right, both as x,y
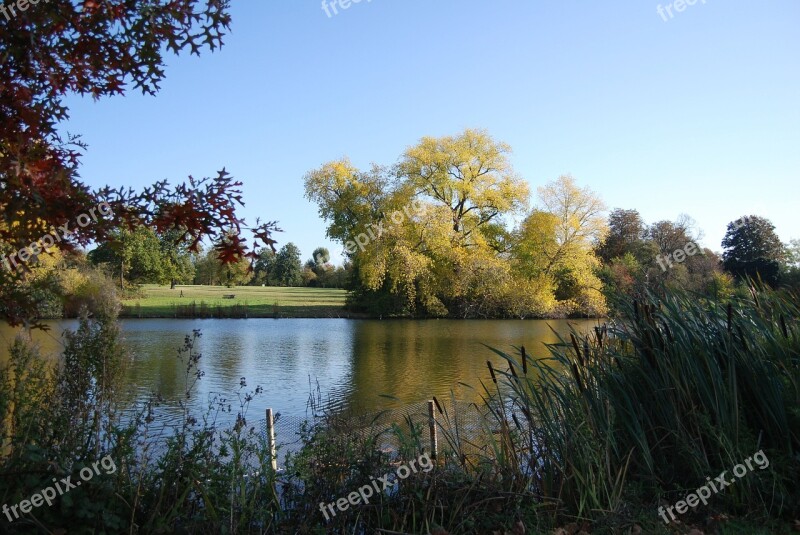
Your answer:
0,318 -> 598,435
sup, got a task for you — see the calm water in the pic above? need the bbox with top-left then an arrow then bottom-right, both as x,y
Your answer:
0,318 -> 597,428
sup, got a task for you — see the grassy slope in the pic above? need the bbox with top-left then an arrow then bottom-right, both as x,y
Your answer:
120,284 -> 351,318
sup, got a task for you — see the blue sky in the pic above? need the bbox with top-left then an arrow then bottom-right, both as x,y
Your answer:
61,0 -> 800,264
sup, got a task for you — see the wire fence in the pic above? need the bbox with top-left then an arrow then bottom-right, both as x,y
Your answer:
256,397 -> 515,469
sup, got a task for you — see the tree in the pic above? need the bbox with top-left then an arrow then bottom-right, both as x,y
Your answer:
251,249 -> 278,286
193,249 -> 222,286
311,247 -> 331,269
273,243 -> 303,287
304,247 -> 334,287
304,160 -> 393,245
304,129 -> 533,317
780,239 -> 800,294
722,215 -> 784,286
537,175 -> 607,247
785,239 -> 800,268
328,264 -> 352,289
88,227 -> 164,287
598,252 -> 643,301
220,257 -> 252,287
399,129 -> 528,238
596,209 -> 649,263
159,228 -> 196,288
192,249 -> 250,287
512,210 -> 560,279
1,1 -> 278,324
88,226 -> 194,287
647,215 -> 699,256
533,175 -> 608,315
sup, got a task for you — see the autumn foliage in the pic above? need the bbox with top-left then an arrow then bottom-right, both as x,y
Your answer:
0,0 -> 277,324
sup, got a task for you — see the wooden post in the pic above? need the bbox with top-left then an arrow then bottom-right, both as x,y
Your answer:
266,408 -> 277,471
427,400 -> 438,460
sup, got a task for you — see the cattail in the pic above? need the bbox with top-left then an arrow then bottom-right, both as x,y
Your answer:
509,361 -> 518,379
487,361 -> 497,384
432,396 -> 444,415
570,333 -> 583,366
780,315 -> 788,339
594,326 -> 604,348
521,345 -> 528,375
571,362 -> 585,392
512,413 -> 522,431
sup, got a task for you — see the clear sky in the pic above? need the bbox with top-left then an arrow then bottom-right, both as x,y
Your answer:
61,0 -> 800,264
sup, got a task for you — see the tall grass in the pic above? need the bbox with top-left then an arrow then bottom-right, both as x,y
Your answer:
475,285 -> 799,524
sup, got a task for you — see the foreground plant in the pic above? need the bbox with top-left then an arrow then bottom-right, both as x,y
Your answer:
479,284 -> 800,529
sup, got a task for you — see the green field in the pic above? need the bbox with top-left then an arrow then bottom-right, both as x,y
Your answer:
120,285 -> 351,318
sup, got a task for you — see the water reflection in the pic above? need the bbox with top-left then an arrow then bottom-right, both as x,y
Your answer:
0,318 -> 598,428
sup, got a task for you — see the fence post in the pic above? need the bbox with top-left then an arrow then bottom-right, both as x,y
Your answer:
427,400 -> 438,460
266,408 -> 277,471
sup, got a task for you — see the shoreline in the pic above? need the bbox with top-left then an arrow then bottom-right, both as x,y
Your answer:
116,305 -> 600,321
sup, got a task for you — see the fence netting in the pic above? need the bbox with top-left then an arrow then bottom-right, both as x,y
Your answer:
257,397 -> 526,467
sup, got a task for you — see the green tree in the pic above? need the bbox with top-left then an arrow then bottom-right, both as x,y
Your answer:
722,215 -> 784,287
159,228 -> 195,288
193,249 -> 222,286
191,249 -> 251,287
513,210 -> 560,279
598,252 -> 643,302
785,239 -> 800,268
88,227 -> 167,287
645,216 -> 702,288
312,247 -> 331,267
274,243 -> 303,287
303,247 -> 334,287
251,249 -> 278,286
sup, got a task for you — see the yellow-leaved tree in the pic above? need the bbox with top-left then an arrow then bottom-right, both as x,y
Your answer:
528,175 -> 608,316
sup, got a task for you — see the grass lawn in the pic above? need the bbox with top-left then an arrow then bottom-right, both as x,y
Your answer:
120,284 -> 352,318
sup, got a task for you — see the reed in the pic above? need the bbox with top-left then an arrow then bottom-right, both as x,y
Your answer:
475,284 -> 800,523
